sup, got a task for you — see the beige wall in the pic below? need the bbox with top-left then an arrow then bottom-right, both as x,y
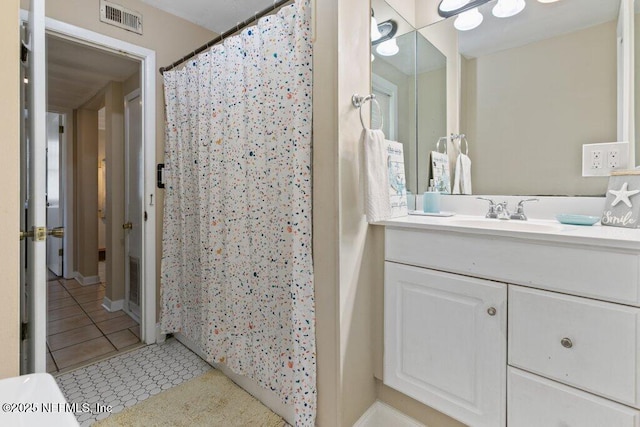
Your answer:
312,0 -> 340,422
419,21 -> 461,184
417,66 -> 446,193
75,108 -> 99,278
464,20 -> 616,196
0,0 -> 21,379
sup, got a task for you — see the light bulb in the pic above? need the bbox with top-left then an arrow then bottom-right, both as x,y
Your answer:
371,16 -> 382,41
454,7 -> 483,31
439,0 -> 470,12
376,38 -> 399,56
492,0 -> 526,18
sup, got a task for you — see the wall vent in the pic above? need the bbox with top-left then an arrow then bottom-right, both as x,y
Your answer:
100,0 -> 143,35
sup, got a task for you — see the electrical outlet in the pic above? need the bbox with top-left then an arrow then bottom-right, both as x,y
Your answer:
607,149 -> 620,169
591,150 -> 602,169
582,142 -> 630,177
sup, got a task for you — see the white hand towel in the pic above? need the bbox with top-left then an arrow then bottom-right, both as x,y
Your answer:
453,153 -> 472,195
363,129 -> 391,223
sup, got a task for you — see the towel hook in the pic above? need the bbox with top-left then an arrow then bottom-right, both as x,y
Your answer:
352,93 -> 383,131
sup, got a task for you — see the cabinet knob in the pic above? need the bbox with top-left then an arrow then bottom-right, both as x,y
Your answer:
487,307 -> 497,316
561,337 -> 573,349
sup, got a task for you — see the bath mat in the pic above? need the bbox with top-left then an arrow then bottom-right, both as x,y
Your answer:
94,369 -> 285,427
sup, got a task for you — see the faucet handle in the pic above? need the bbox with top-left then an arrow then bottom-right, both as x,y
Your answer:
477,197 -> 498,218
511,198 -> 539,220
477,197 -> 496,206
516,198 -> 539,211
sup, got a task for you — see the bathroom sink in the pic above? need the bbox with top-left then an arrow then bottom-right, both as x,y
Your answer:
448,218 -> 563,233
0,373 -> 79,426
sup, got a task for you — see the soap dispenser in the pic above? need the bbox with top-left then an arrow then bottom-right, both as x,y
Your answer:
423,179 -> 441,214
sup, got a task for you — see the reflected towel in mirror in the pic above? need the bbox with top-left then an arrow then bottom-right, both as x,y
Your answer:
453,153 -> 472,195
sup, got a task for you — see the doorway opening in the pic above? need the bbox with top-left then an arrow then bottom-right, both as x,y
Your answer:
20,8 -> 157,375
45,34 -> 143,374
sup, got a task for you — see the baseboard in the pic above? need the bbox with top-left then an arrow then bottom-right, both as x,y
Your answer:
155,323 -> 166,343
173,332 -> 295,426
354,401 -> 425,427
74,272 -> 101,286
102,297 -> 124,312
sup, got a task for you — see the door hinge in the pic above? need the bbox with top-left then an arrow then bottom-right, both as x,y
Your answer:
20,42 -> 28,64
144,211 -> 148,221
58,248 -> 63,256
59,125 -> 64,134
21,322 -> 28,341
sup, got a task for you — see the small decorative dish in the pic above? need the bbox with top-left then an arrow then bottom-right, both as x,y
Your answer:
555,214 -> 600,226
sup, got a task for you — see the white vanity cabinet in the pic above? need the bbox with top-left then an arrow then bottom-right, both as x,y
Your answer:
384,262 -> 507,427
383,222 -> 640,427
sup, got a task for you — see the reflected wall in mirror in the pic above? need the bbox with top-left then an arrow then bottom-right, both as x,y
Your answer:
371,0 -> 419,194
377,0 -> 635,197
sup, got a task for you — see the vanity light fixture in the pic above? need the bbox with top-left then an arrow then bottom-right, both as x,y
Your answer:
371,10 -> 382,42
376,38 -> 400,56
492,0 -> 526,18
370,12 -> 399,56
454,7 -> 484,31
438,0 -> 492,18
439,0 -> 526,31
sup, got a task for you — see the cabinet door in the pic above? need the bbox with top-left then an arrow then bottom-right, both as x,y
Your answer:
384,262 -> 507,427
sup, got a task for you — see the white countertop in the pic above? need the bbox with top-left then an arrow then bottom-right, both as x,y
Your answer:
380,214 -> 640,251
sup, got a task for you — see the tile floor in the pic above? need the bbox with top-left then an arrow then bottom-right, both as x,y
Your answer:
56,338 -> 211,426
47,276 -> 141,374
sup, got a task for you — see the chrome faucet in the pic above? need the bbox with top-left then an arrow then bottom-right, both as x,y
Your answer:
477,197 -> 499,219
495,202 -> 510,220
510,198 -> 539,220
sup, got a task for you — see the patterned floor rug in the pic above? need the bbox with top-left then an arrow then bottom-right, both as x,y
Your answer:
94,369 -> 285,427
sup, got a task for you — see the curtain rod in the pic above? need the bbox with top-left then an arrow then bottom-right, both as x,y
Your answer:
159,0 -> 293,75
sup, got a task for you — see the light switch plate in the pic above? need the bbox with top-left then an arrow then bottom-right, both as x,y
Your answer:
582,142 -> 630,177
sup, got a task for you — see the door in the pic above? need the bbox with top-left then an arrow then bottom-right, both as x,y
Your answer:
384,262 -> 507,427
46,113 -> 63,277
124,90 -> 143,320
20,0 -> 47,374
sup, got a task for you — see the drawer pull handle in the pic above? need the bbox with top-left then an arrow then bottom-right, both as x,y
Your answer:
487,307 -> 497,316
561,338 -> 573,349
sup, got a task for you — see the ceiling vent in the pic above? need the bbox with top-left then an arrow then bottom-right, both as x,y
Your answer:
100,0 -> 143,35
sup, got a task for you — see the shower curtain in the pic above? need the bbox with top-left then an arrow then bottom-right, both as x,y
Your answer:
160,1 -> 315,425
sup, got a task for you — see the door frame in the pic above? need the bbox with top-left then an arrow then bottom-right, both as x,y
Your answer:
20,10 -> 158,346
124,88 -> 142,322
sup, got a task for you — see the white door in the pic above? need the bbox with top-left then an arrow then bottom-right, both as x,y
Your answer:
124,90 -> 143,320
20,0 -> 47,374
384,262 -> 507,427
46,113 -> 63,277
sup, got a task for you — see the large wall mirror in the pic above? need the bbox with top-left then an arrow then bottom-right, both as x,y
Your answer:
372,0 -> 637,197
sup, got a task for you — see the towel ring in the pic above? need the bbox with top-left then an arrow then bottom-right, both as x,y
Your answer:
352,93 -> 383,131
436,136 -> 448,154
458,135 -> 469,155
450,133 -> 469,155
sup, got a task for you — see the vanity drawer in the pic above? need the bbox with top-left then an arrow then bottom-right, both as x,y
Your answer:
385,227 -> 640,306
508,285 -> 640,407
508,367 -> 640,427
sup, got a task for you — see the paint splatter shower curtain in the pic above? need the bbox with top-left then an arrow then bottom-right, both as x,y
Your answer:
160,1 -> 315,424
